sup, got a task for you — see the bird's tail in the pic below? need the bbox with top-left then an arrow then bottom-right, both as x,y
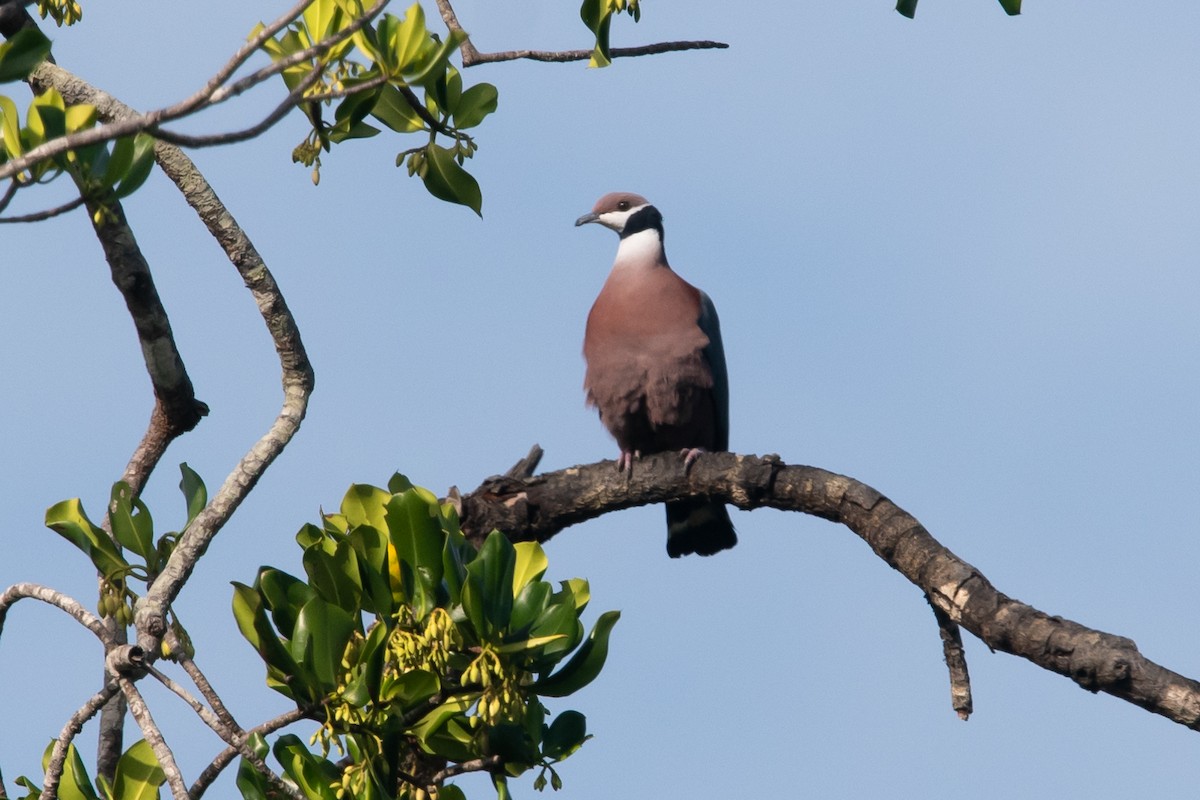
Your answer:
665,499 -> 737,558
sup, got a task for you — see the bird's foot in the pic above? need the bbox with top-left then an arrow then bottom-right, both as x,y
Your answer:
616,450 -> 640,473
680,447 -> 707,473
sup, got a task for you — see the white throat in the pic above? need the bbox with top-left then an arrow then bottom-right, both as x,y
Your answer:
613,228 -> 665,269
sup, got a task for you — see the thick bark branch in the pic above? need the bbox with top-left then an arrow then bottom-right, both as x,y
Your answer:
459,451 -> 1200,730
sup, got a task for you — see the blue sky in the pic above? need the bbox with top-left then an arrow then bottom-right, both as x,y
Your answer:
3,1 -> 1200,797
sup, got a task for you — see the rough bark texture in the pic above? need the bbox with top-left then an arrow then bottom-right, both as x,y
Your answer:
459,450 -> 1200,730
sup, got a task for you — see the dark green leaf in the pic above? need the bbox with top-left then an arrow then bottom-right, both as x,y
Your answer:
231,582 -> 307,700
509,580 -> 551,635
453,82 -> 498,130
542,710 -> 588,761
113,134 -> 157,199
385,490 -> 444,617
109,482 -> 156,567
0,28 -> 52,83
290,596 -> 355,691
998,0 -> 1021,14
371,84 -> 425,133
421,143 -> 482,216
462,531 -> 515,636
348,524 -> 393,617
256,567 -> 315,638
179,463 -> 207,525
380,667 -> 440,713
273,735 -> 340,800
302,536 -> 363,612
533,610 -> 620,697
895,0 -> 918,18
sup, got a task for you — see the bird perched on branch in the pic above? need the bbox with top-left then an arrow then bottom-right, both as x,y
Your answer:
575,192 -> 737,558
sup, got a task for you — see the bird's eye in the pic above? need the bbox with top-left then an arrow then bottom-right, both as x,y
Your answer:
617,200 -> 629,211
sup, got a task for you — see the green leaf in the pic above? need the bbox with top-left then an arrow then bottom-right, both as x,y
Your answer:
0,28 -> 52,83
273,735 -> 340,800
290,596 -> 355,691
231,582 -> 307,700
533,610 -> 620,697
379,667 -> 440,713
462,531 -> 515,636
998,0 -> 1021,14
452,82 -> 498,130
111,740 -> 166,800
45,498 -> 129,578
256,567 -> 315,637
371,84 -> 425,133
341,483 -> 390,531
302,536 -> 363,612
109,482 -> 156,567
542,710 -> 588,761
438,785 -> 468,800
509,579 -> 551,635
48,742 -> 100,800
113,134 -> 157,199
390,3 -> 431,73
1,94 -> 23,159
895,0 -> 918,18
348,524 -> 393,617
410,693 -> 477,744
511,541 -> 548,595
179,463 -> 207,525
385,490 -> 445,617
421,143 -> 482,216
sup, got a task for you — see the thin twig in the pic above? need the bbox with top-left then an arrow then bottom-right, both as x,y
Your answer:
38,682 -> 120,800
189,707 -> 310,800
432,0 -> 726,68
430,755 -> 502,785
464,40 -> 729,67
927,596 -> 973,720
0,0 -> 388,182
0,194 -> 85,223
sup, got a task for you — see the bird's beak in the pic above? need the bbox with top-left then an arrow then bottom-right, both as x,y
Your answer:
575,212 -> 599,227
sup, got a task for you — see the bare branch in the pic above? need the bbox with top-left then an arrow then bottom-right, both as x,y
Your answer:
0,582 -> 112,644
38,682 -> 120,800
432,0 -> 726,68
190,708 -> 310,800
0,194 -> 86,223
928,597 -> 973,719
465,40 -> 729,67
120,676 -> 190,799
460,451 -> 1200,730
430,755 -> 502,785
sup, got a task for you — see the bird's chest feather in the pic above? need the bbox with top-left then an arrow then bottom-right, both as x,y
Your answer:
583,268 -> 713,433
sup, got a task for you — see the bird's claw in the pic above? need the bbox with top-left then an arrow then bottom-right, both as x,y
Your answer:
617,450 -> 640,473
680,447 -> 706,473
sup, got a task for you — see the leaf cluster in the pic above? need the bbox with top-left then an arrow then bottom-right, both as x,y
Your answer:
579,0 -> 642,68
232,477 -> 620,800
14,740 -> 165,800
0,29 -> 155,221
44,464 -> 204,652
259,0 -> 497,214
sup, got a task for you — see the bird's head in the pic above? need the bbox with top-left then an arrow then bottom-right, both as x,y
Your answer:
575,192 -> 662,238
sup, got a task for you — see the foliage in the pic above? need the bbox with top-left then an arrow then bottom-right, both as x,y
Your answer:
45,464 -> 204,656
14,740 -> 165,800
254,0 -> 495,212
579,0 -> 641,68
232,477 -> 620,800
0,29 -> 155,221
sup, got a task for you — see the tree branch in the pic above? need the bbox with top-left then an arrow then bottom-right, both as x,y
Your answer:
460,451 -> 1200,730
0,582 -> 112,644
432,0 -> 727,67
189,707 -> 310,800
38,682 -> 120,800
0,0 -> 388,182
